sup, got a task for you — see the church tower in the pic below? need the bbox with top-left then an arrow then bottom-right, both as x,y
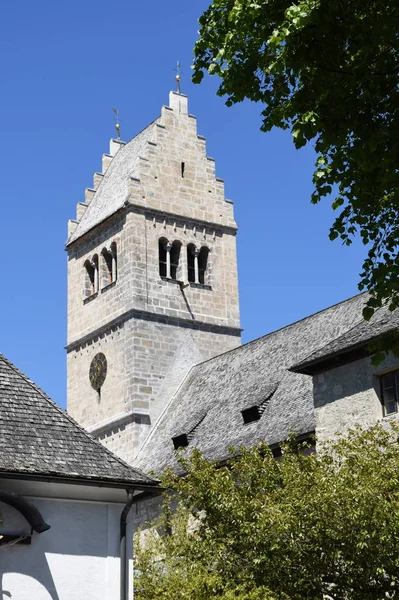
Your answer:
66,91 -> 241,464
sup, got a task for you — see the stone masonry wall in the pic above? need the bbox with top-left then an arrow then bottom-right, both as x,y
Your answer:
314,353 -> 399,443
67,315 -> 240,464
67,90 -> 241,464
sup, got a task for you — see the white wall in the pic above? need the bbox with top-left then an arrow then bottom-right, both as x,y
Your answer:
0,495 -> 133,600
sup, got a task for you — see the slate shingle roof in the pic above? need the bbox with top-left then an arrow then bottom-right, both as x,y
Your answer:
67,120 -> 159,245
0,354 -> 157,487
292,303 -> 399,374
135,293 -> 369,475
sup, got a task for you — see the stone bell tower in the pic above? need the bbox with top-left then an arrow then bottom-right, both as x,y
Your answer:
66,91 -> 241,464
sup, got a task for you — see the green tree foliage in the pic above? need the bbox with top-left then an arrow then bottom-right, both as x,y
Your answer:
135,423 -> 399,599
192,0 -> 399,320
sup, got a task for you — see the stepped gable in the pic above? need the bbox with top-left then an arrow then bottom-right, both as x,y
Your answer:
134,293 -> 368,475
67,91 -> 237,246
292,302 -> 399,374
67,120 -> 159,244
0,353 -> 157,487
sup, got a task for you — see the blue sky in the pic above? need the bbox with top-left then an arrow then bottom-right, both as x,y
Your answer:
0,0 -> 365,408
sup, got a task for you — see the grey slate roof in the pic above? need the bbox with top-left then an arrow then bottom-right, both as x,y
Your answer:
135,293 -> 368,475
0,353 -> 157,487
68,120 -> 159,244
292,303 -> 399,374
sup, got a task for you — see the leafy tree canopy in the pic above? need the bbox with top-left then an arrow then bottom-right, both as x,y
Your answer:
192,0 -> 399,320
135,423 -> 399,600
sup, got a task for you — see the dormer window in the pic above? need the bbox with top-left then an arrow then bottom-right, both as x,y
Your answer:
172,433 -> 189,450
241,385 -> 278,425
241,405 -> 261,424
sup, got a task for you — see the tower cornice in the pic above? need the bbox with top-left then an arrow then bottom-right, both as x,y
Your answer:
66,307 -> 242,353
66,200 -> 238,249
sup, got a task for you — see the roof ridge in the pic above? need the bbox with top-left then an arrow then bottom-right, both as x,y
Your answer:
189,291 -> 368,372
290,304 -> 393,372
292,315 -> 367,368
0,353 -> 154,482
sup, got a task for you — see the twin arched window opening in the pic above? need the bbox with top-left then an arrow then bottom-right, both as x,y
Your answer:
159,239 -> 182,280
187,244 -> 209,285
102,242 -> 117,287
84,243 -> 117,298
159,238 -> 209,285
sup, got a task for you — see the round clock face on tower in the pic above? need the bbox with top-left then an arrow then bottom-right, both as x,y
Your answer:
89,353 -> 107,390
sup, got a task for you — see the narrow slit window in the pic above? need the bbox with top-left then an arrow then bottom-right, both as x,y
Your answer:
181,162 -> 185,178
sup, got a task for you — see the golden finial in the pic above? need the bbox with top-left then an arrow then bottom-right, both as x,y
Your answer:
174,61 -> 182,94
112,108 -> 121,141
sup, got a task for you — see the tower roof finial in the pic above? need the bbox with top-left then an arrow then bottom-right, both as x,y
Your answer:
174,61 -> 182,94
112,108 -> 121,141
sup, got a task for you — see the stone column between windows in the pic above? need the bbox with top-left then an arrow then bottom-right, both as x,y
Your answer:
111,249 -> 117,282
194,249 -> 200,284
93,261 -> 99,294
165,242 -> 172,279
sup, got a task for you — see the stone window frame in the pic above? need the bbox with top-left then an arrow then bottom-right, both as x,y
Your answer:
84,254 -> 99,300
158,237 -> 183,282
101,241 -> 117,290
380,368 -> 399,416
187,243 -> 210,286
